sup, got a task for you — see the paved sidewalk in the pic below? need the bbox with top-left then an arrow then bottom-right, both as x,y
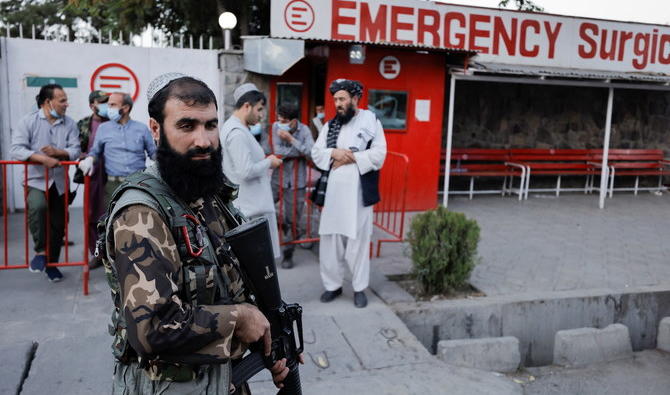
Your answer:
376,193 -> 670,296
5,191 -> 670,393
248,248 -> 519,394
0,210 -> 519,394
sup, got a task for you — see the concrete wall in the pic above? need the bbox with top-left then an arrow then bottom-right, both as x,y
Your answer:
0,37 -> 220,209
394,286 -> 670,366
218,51 -> 271,121
450,81 -> 670,152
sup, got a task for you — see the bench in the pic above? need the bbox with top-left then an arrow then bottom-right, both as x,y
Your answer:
443,149 -> 525,200
507,149 -> 600,199
443,148 -> 669,200
590,149 -> 670,197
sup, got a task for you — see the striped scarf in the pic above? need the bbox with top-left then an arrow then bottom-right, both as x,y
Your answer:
311,118 -> 342,206
326,117 -> 342,148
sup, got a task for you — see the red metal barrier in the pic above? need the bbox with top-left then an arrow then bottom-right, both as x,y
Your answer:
373,152 -> 409,257
276,158 -> 321,247
0,160 -> 89,295
272,151 -> 409,258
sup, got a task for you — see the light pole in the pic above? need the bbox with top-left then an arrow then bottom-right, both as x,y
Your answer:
218,12 -> 237,50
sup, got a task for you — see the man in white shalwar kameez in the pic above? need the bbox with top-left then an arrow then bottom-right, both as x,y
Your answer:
220,83 -> 283,258
311,79 -> 386,308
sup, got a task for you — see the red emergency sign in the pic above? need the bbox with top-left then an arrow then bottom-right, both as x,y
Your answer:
90,63 -> 140,101
271,0 -> 670,74
284,0 -> 315,33
379,56 -> 400,79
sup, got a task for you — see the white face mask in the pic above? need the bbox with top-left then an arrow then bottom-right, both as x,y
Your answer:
316,112 -> 325,120
48,101 -> 62,119
277,122 -> 292,131
249,123 -> 262,136
108,107 -> 123,122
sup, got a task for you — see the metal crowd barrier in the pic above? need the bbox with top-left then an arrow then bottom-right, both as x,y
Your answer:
373,152 -> 409,257
1,160 -> 90,295
273,151 -> 409,258
275,158 -> 321,247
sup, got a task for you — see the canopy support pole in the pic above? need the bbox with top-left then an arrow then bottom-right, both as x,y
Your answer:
598,87 -> 614,209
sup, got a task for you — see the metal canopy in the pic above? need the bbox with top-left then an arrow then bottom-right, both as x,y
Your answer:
242,36 -> 305,76
472,62 -> 670,84
442,65 -> 670,209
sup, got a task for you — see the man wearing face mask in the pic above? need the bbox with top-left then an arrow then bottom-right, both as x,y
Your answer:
78,92 -> 156,207
77,90 -> 109,268
248,122 -> 263,142
311,104 -> 325,140
10,84 -> 81,282
220,83 -> 282,260
262,104 -> 314,269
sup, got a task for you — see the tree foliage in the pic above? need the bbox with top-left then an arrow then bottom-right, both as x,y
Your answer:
498,0 -> 544,12
1,0 -> 269,46
0,0 -> 105,39
67,0 -> 269,45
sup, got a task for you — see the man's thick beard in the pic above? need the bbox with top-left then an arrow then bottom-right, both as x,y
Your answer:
156,132 -> 225,203
335,103 -> 356,125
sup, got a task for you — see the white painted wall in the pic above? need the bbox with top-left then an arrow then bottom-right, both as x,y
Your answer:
0,37 -> 221,209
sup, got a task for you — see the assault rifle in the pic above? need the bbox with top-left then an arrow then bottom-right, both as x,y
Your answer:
225,217 -> 304,394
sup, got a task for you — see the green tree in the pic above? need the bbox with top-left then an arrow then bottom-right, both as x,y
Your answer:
67,0 -> 269,47
1,0 -> 269,47
0,0 -> 101,40
498,0 -> 544,12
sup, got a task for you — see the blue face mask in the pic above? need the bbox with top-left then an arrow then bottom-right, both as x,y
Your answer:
249,123 -> 262,136
277,122 -> 292,131
96,103 -> 109,119
107,107 -> 122,123
48,102 -> 61,119
316,112 -> 325,120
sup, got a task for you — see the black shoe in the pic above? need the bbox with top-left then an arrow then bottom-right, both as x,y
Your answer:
354,291 -> 368,308
320,288 -> 342,303
281,258 -> 294,269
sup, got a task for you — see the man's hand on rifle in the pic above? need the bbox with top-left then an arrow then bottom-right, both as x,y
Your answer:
234,303 -> 271,346
269,355 -> 305,389
234,303 -> 305,389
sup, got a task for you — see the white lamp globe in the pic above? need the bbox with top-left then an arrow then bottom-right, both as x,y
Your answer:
219,12 -> 237,30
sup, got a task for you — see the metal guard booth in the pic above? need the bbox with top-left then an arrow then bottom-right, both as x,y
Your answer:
242,0 -> 670,210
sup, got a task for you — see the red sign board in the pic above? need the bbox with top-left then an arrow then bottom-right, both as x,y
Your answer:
284,0 -> 315,33
90,63 -> 140,101
271,0 -> 670,74
379,56 -> 401,79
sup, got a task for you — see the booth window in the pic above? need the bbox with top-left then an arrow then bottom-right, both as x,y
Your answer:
276,82 -> 302,111
368,90 -> 408,131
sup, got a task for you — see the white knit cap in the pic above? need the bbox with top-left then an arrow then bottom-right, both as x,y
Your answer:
233,83 -> 259,103
147,72 -> 187,102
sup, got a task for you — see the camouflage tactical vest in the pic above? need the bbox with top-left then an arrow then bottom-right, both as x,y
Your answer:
96,166 -> 245,380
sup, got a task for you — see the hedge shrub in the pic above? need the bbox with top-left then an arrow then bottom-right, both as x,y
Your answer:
407,207 -> 480,295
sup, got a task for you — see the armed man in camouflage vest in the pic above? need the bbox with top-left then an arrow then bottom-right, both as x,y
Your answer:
77,90 -> 109,269
104,73 -> 292,394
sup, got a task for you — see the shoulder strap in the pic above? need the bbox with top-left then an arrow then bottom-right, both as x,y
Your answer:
104,172 -> 217,265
